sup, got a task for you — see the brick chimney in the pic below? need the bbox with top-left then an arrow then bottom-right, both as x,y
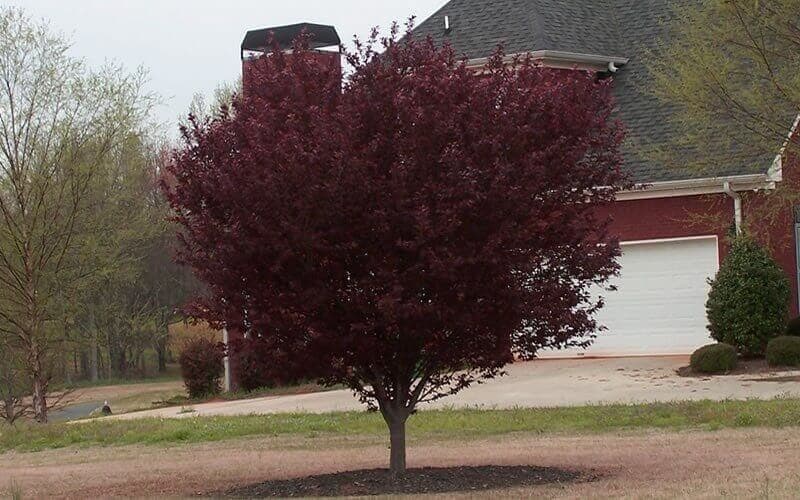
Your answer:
240,22 -> 342,92
223,23 -> 342,393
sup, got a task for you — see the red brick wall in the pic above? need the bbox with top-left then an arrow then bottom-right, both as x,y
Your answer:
604,184 -> 798,317
744,150 -> 800,316
241,49 -> 342,94
602,194 -> 730,247
224,186 -> 800,390
222,49 -> 799,384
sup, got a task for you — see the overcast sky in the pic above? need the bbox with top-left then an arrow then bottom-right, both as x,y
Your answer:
1,0 -> 445,136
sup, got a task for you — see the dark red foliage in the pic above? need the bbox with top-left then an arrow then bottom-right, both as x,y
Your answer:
178,337 -> 225,398
229,336 -> 310,391
164,25 -> 625,466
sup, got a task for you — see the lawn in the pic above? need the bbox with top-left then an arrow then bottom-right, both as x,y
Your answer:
48,377 -> 341,421
153,381 -> 344,409
53,364 -> 183,391
4,397 -> 800,453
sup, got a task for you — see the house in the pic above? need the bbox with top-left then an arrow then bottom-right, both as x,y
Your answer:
412,0 -> 799,358
234,1 -> 798,366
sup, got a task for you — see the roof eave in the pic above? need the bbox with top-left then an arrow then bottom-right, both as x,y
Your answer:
465,50 -> 630,72
617,173 -> 777,201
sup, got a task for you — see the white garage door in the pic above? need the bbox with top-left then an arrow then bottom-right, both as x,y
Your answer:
540,236 -> 719,357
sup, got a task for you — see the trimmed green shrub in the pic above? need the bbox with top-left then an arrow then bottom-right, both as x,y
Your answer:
766,336 -> 800,367
785,316 -> 800,337
179,337 -> 225,399
690,343 -> 738,374
706,235 -> 790,357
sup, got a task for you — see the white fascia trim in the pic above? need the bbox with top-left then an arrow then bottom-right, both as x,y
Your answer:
616,173 -> 776,201
465,50 -> 629,71
769,113 -> 800,183
770,154 -> 783,182
620,234 -> 719,247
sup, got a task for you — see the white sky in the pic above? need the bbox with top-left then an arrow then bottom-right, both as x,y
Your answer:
1,0 -> 444,136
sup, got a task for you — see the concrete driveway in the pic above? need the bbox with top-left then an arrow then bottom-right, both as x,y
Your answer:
110,356 -> 800,420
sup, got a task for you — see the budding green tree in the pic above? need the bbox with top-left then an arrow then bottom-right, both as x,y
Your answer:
0,7 -> 155,422
648,0 -> 800,232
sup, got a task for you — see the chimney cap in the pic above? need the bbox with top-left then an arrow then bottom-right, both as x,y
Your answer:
241,22 -> 341,56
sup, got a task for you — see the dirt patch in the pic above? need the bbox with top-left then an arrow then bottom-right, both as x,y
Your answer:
5,427 -> 800,497
677,358 -> 798,378
220,465 -> 586,497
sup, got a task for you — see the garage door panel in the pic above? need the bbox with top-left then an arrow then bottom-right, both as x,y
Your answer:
540,237 -> 718,357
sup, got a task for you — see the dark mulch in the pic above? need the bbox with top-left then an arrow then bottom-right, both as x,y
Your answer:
219,465 -> 587,498
677,358 -> 799,378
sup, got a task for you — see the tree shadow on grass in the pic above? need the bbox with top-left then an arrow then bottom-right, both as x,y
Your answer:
219,465 -> 594,497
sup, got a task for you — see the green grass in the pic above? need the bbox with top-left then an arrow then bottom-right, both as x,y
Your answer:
3,398 -> 800,453
109,388 -> 188,414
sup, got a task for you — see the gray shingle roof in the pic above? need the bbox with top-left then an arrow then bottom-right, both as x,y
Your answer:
412,0 -> 771,183
413,0 -> 625,59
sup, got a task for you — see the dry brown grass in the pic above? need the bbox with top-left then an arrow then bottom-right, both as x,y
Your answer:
67,380 -> 185,406
2,427 -> 799,498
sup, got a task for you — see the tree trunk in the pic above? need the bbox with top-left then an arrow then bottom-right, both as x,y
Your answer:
139,352 -> 146,377
25,340 -> 49,424
31,370 -> 48,423
387,415 -> 407,477
155,332 -> 168,373
90,336 -> 99,382
1,398 -> 12,424
116,348 -> 127,378
79,349 -> 89,380
108,337 -> 127,378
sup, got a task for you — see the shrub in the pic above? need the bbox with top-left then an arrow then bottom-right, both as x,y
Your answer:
169,321 -> 220,357
178,337 -> 224,399
690,343 -> 738,374
766,336 -> 800,367
706,235 -> 790,356
785,316 -> 800,337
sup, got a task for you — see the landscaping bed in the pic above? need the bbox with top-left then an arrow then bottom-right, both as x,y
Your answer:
7,427 -> 800,498
676,358 -> 800,377
220,465 -> 587,497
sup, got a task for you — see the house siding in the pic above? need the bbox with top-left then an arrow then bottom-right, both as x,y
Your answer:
605,184 -> 799,319
224,26 -> 800,389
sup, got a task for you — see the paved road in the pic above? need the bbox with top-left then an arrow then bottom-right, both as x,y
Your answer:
109,356 -> 800,420
51,401 -> 101,422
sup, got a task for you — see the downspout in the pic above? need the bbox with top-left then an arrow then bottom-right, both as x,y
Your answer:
723,181 -> 743,235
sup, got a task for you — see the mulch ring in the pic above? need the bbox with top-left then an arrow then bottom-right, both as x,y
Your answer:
677,358 -> 800,378
218,465 -> 591,497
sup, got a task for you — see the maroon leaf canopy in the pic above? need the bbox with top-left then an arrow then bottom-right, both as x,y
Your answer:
165,27 -> 626,414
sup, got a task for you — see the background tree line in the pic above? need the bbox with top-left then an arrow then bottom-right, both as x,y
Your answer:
0,8 -> 194,423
